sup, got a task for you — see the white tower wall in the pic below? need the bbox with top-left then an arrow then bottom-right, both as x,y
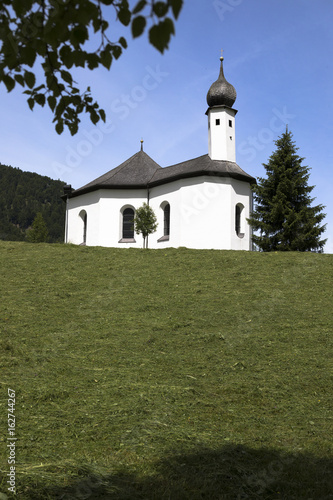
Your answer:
208,107 -> 237,162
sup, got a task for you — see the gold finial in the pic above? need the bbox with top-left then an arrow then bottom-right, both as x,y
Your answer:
140,138 -> 144,151
220,48 -> 224,61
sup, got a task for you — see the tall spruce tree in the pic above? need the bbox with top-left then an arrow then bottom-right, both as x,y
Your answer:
248,129 -> 326,252
26,212 -> 49,243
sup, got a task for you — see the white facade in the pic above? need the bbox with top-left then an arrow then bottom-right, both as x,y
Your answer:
65,176 -> 253,250
64,58 -> 255,251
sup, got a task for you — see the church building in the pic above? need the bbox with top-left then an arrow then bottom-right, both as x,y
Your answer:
63,56 -> 256,250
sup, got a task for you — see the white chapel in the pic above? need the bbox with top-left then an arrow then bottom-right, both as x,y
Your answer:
63,56 -> 256,250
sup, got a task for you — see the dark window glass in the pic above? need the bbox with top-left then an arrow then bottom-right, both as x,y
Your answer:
123,208 -> 134,238
235,205 -> 241,235
164,204 -> 170,236
216,119 -> 220,126
83,213 -> 87,243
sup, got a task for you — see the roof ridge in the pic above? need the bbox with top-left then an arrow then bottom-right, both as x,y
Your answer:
163,153 -> 208,170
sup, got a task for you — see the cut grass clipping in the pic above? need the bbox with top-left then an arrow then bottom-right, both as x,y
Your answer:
0,241 -> 332,499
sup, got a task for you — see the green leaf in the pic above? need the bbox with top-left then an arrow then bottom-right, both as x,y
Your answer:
169,0 -> 183,19
27,97 -> 35,111
112,45 -> 122,60
86,53 -> 99,70
2,75 -> 15,92
69,121 -> 79,136
60,70 -> 73,85
21,46 -> 37,67
99,109 -> 106,122
149,18 -> 174,53
133,0 -> 147,14
14,74 -> 25,87
34,84 -> 45,93
12,0 -> 29,16
24,71 -> 36,89
131,16 -> 146,38
72,50 -> 86,68
35,93 -> 46,107
100,49 -> 112,70
55,120 -> 64,134
60,46 -> 74,69
47,95 -> 57,111
118,36 -> 128,49
71,26 -> 89,45
153,1 -> 168,17
118,6 -> 131,26
90,110 -> 100,124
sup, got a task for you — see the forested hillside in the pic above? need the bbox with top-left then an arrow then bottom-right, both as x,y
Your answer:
0,163 -> 66,242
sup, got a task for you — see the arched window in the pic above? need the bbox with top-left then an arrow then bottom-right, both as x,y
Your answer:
79,210 -> 87,244
122,207 -> 135,239
158,202 -> 170,242
235,203 -> 245,238
164,203 -> 170,236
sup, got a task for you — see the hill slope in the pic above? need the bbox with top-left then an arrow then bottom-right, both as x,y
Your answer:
0,163 -> 66,242
0,243 -> 332,499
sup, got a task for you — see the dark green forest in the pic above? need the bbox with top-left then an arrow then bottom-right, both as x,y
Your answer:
0,163 -> 66,242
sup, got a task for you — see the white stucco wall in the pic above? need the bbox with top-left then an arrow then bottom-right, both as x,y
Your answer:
208,107 -> 237,162
66,189 -> 146,248
149,176 -> 251,250
66,176 -> 252,250
65,190 -> 101,246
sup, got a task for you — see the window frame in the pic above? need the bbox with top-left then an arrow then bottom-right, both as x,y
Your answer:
79,210 -> 87,245
235,203 -> 245,238
119,206 -> 136,243
158,201 -> 170,242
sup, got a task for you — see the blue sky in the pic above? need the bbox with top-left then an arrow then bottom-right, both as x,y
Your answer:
1,0 -> 332,251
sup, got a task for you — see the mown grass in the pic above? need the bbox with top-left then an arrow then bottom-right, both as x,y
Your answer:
0,241 -> 332,499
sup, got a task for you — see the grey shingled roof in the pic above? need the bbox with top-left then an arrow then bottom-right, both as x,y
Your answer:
149,154 -> 256,186
72,150 -> 162,195
68,151 -> 255,198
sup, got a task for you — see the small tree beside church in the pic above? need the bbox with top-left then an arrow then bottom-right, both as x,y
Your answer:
248,129 -> 326,252
134,203 -> 158,249
26,212 -> 49,243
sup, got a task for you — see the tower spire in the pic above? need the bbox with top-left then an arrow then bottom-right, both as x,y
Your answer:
206,55 -> 237,162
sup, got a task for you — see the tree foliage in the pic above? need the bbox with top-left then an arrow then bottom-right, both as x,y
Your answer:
26,211 -> 49,242
0,163 -> 66,242
0,0 -> 183,135
248,129 -> 326,252
134,202 -> 158,248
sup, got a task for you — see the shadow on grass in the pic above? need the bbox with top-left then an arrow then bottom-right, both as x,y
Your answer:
16,444 -> 333,499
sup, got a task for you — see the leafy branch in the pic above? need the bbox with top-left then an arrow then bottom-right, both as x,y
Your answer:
0,0 -> 183,134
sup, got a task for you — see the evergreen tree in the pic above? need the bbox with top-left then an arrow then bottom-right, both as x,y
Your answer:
26,212 -> 49,243
0,163 -> 66,242
134,203 -> 158,249
248,129 -> 326,252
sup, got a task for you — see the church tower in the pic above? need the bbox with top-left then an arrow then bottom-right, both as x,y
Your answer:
206,55 -> 237,162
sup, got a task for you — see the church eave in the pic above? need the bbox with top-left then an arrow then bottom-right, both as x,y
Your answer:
205,105 -> 238,116
148,169 -> 255,187
65,183 -> 150,198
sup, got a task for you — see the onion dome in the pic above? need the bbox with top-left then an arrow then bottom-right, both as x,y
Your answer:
206,56 -> 237,108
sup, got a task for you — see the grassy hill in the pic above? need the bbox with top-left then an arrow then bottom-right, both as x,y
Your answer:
0,242 -> 332,499
0,163 -> 66,242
